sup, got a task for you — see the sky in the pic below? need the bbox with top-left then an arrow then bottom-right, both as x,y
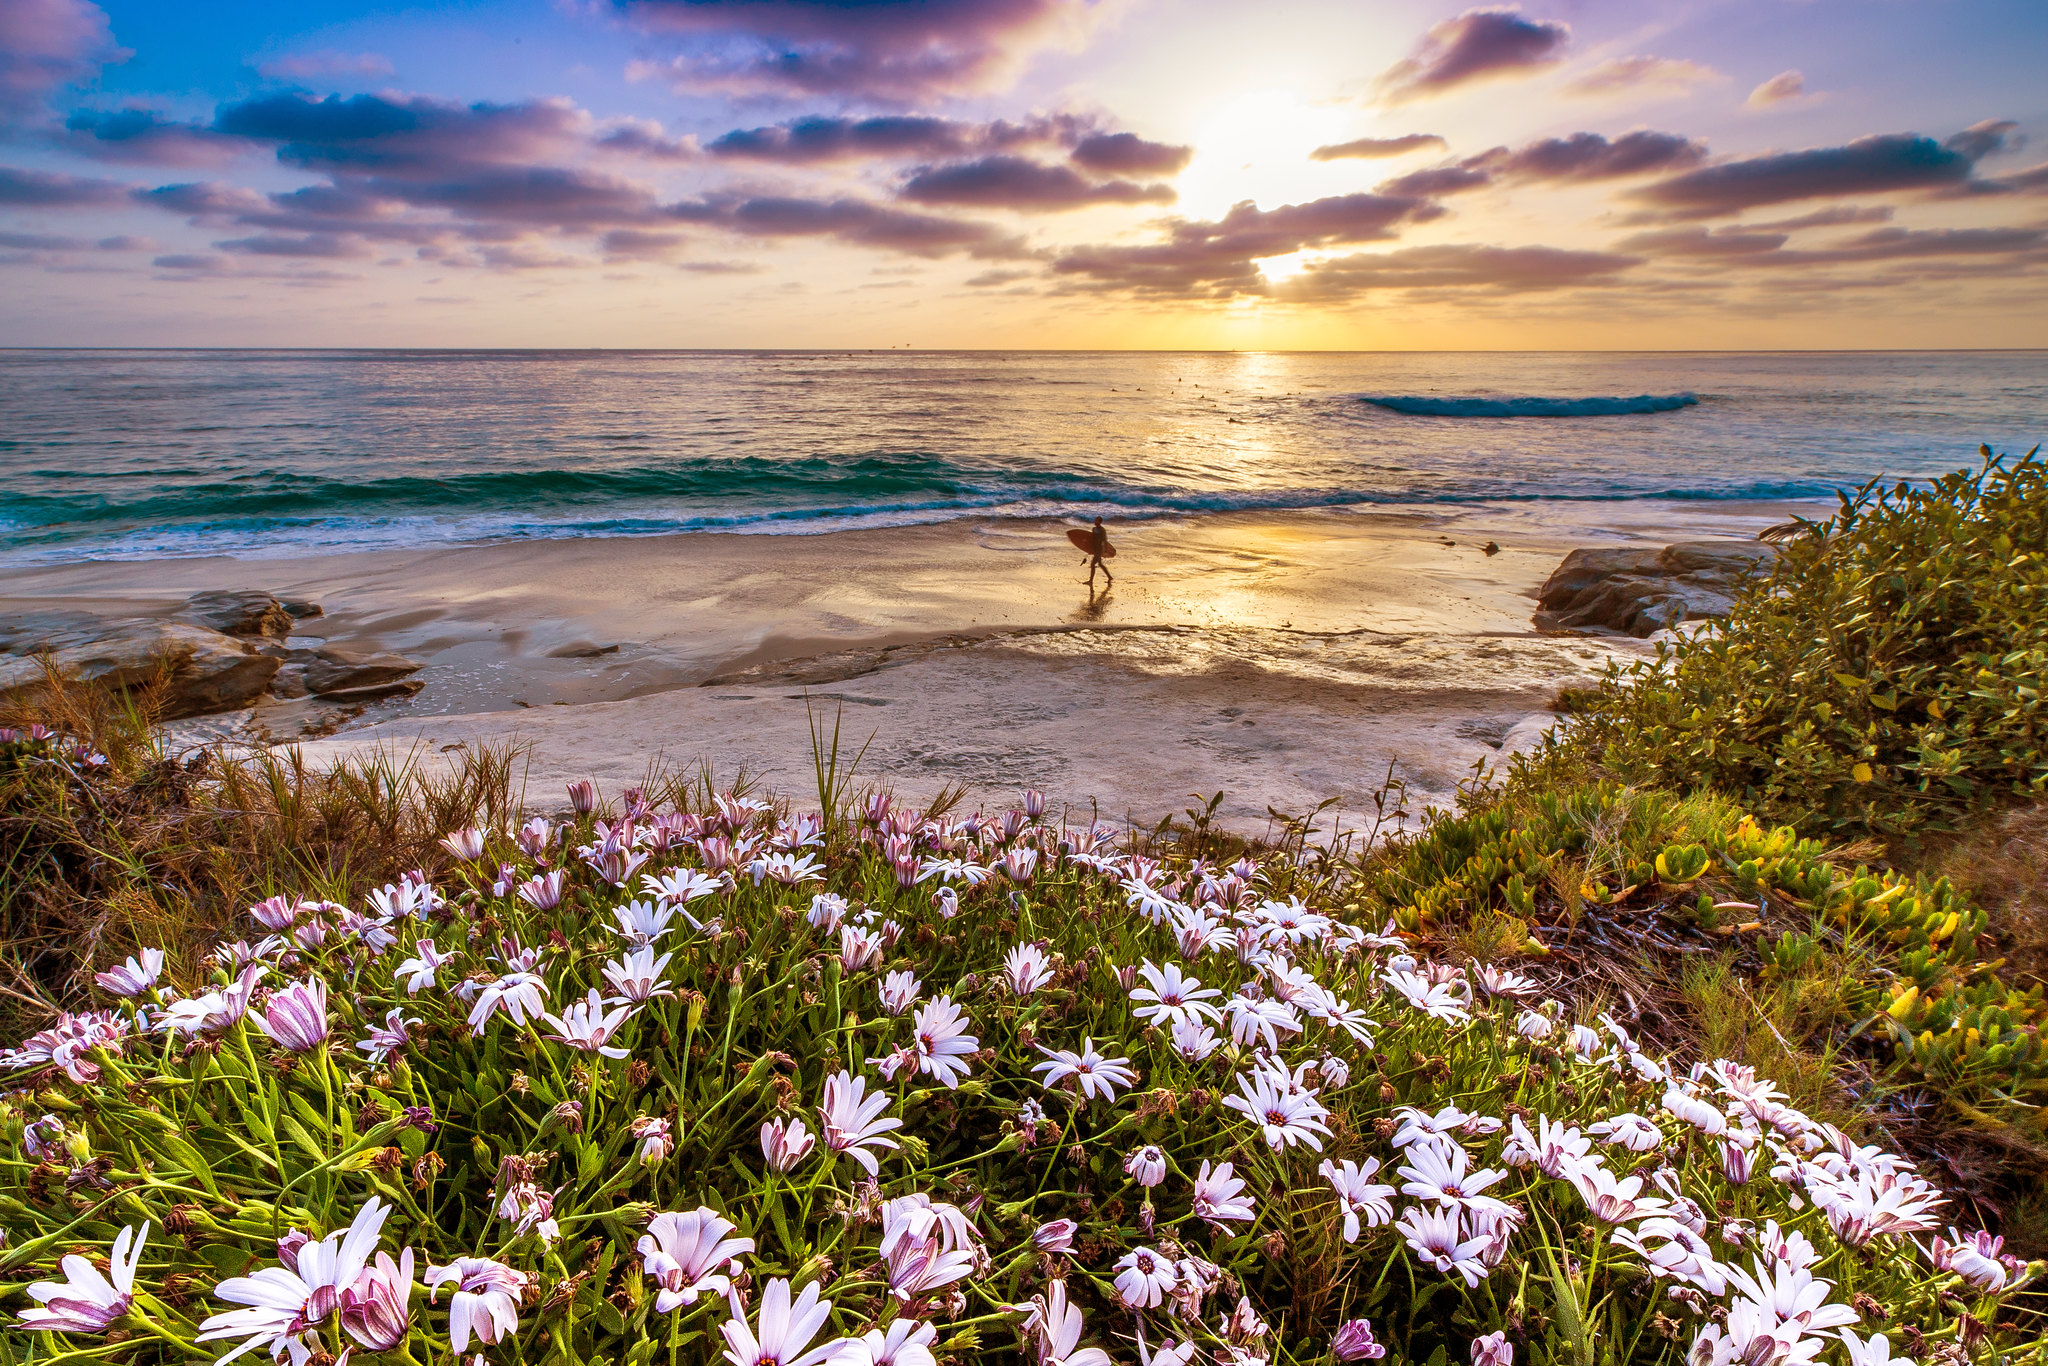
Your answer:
1,0 -> 2045,349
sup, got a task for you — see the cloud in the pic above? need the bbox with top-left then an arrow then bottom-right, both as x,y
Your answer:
667,193 -> 1026,258
0,164 -> 129,205
1945,119 -> 2021,162
1564,55 -> 1721,99
1745,205 -> 1893,231
594,119 -> 699,161
0,0 -> 124,122
1274,242 -> 1638,301
58,107 -> 243,165
213,92 -> 593,175
1069,132 -> 1190,176
1376,130 -> 1705,198
703,112 -> 1089,164
899,155 -> 1173,211
216,232 -> 372,258
1618,222 -> 2048,272
1491,130 -> 1706,181
357,166 -> 661,227
137,179 -> 283,218
1980,161 -> 2048,194
1746,71 -> 1810,109
1631,133 -> 1978,216
1377,164 -> 1493,197
256,50 -> 396,82
678,259 -> 763,274
1311,134 -> 1447,161
616,0 -> 1102,100
1376,7 -> 1570,105
600,228 -> 688,260
1051,191 -> 1443,296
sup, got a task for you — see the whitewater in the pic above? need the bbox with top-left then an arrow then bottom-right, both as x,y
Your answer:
1,349 -> 2043,563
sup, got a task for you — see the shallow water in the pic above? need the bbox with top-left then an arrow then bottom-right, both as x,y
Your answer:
0,349 -> 2041,564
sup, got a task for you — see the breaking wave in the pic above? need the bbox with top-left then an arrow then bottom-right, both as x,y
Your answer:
1359,393 -> 1701,418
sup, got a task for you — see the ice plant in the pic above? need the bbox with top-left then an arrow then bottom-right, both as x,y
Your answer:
16,1220 -> 146,1334
718,1278 -> 850,1366
540,988 -> 637,1057
1322,1158 -> 1396,1241
908,995 -> 978,1087
1333,1318 -> 1389,1361
818,1070 -> 902,1175
427,1257 -> 529,1354
340,1249 -> 415,1352
251,977 -> 330,1054
198,1197 -> 392,1363
1031,1037 -> 1137,1101
762,1115 -> 816,1172
93,949 -> 164,997
640,1208 -> 756,1310
1113,1246 -> 1179,1308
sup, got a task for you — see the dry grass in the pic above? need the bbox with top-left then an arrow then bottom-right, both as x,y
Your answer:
0,666 -> 525,1031
1930,802 -> 2048,994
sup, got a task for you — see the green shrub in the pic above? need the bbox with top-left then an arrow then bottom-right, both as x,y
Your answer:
1525,448 -> 2048,845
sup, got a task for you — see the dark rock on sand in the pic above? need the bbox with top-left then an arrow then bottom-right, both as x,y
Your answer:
1536,541 -> 1777,637
0,611 -> 282,718
304,646 -> 424,697
176,589 -> 298,640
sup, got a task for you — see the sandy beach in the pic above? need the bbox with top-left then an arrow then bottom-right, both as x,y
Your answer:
0,496 -> 1808,832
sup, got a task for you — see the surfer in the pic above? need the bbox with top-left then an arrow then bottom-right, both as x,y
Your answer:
1073,516 -> 1115,587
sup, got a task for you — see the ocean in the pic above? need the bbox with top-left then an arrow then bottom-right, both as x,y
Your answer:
0,349 -> 2042,565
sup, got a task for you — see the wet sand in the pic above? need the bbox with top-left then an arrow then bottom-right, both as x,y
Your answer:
0,498 -> 1806,832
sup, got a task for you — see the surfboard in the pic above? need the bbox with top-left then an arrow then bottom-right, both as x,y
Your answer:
1066,527 -> 1115,557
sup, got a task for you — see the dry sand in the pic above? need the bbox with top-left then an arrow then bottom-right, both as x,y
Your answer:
0,498 -> 1805,833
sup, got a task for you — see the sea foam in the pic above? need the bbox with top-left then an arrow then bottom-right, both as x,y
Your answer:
1359,393 -> 1700,418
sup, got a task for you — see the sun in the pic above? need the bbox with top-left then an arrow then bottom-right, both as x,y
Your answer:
1173,89 -> 1359,223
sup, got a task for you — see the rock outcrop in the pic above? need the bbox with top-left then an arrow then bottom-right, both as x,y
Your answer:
0,590 -> 421,720
1535,541 -> 1777,637
0,612 -> 282,718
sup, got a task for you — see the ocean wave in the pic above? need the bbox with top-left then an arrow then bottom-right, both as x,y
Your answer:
1359,393 -> 1700,418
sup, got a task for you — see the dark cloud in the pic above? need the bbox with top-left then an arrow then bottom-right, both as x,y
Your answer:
677,259 -> 764,274
216,232 -> 372,258
1069,132 -> 1190,176
704,112 -> 1086,164
1376,130 -> 1704,198
667,193 -> 1026,258
616,0 -> 1099,100
900,155 -> 1173,211
1311,134 -> 1447,162
0,0 -> 122,122
59,107 -> 242,165
0,230 -> 82,249
213,93 -> 591,175
1376,164 -> 1493,198
151,252 -> 227,272
1980,161 -> 2048,194
135,180 -> 276,217
357,167 -> 660,227
1618,222 -> 2047,273
1376,7 -> 1570,105
1631,133 -> 1977,216
1563,55 -> 1719,98
1051,192 -> 1442,297
0,164 -> 129,205
1494,130 -> 1705,181
1274,243 -> 1638,301
600,228 -> 687,260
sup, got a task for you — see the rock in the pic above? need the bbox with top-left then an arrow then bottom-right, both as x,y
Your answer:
1535,540 -> 1776,637
177,590 -> 296,641
304,647 -> 423,696
314,678 -> 425,705
0,612 -> 280,718
269,663 -> 311,699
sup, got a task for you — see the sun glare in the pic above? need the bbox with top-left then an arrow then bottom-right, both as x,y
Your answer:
1174,90 -> 1357,223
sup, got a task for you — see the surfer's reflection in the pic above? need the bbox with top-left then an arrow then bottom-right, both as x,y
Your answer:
1074,582 -> 1113,622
